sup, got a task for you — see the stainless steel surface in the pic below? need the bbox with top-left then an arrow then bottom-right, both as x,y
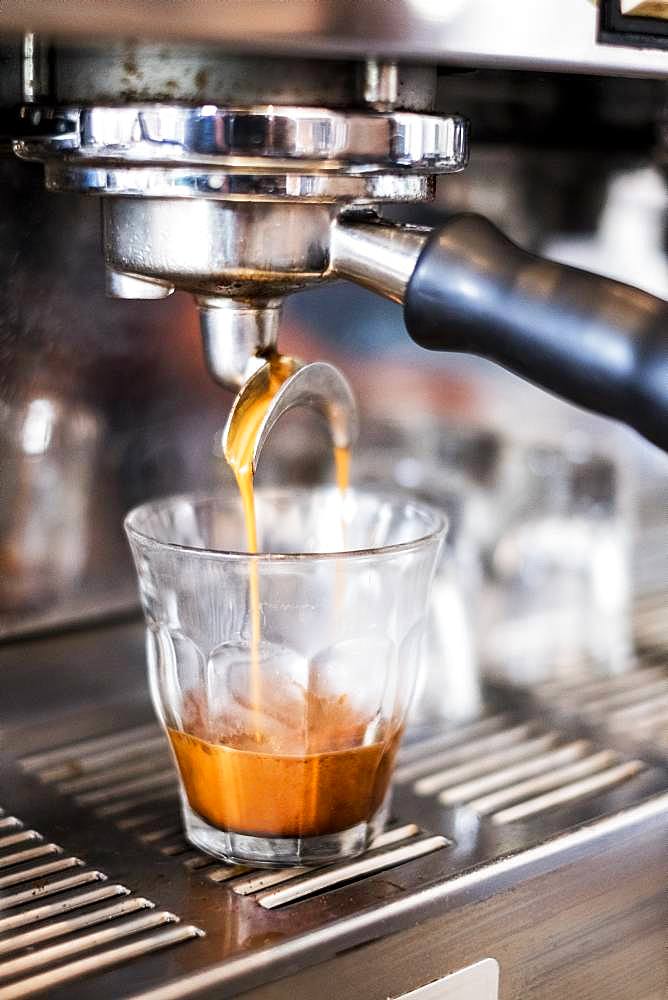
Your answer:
0,873 -> 111,909
0,780 -> 203,999
488,760 -> 646,824
20,34 -> 47,105
413,732 -> 561,797
0,2 -> 667,76
0,885 -> 133,933
244,795 -> 666,1000
199,299 -> 281,389
0,911 -> 182,980
14,104 -> 466,316
331,219 -> 429,303
16,44 -> 437,112
254,836 -> 450,910
223,359 -> 358,471
469,750 -> 622,815
7,44 -> 666,457
106,269 -> 175,300
362,60 -> 399,112
1,621 -> 666,998
395,714 -> 650,828
229,825 -> 421,895
395,719 -> 535,784
16,106 -> 467,178
10,99 -> 466,393
0,858 -> 86,891
101,200 -> 336,297
533,615 -> 668,766
0,927 -> 202,1000
0,844 -> 61,869
0,11 -> 666,994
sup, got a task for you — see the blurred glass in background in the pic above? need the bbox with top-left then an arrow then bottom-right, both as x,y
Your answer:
0,391 -> 101,615
479,439 -> 632,684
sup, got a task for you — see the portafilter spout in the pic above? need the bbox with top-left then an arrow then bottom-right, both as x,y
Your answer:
222,358 -> 359,476
200,294 -> 358,470
198,297 -> 283,391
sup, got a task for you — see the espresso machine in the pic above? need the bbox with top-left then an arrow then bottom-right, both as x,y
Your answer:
1,3 -> 667,998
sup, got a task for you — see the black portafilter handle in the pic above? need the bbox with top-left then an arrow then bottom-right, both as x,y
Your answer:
403,214 -> 668,452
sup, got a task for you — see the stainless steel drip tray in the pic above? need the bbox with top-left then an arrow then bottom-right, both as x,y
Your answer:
1,622 -> 667,1000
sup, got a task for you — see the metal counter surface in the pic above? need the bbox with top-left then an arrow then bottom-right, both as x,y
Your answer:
0,621 -> 666,999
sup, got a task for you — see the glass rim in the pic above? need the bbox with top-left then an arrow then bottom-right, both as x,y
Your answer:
124,485 -> 447,563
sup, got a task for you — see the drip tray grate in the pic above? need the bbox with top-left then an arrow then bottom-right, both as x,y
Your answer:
207,824 -> 449,908
0,804 -> 202,999
535,659 -> 668,763
3,621 -> 668,1000
396,712 -> 647,825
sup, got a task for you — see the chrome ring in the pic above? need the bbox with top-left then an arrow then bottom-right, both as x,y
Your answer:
44,162 -> 434,202
14,104 -> 469,176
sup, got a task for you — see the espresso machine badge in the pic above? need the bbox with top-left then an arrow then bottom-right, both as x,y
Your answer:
392,959 -> 499,1000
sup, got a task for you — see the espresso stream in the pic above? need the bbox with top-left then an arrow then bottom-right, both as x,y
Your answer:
219,354 -> 297,717
169,352 -> 397,839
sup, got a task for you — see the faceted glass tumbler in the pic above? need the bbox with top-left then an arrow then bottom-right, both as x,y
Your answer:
480,443 -> 632,683
125,487 -> 445,867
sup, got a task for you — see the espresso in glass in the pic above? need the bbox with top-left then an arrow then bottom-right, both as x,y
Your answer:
169,689 -> 402,840
126,355 -> 444,865
127,487 -> 443,865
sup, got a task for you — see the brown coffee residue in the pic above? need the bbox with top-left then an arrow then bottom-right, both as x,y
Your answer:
168,689 -> 401,838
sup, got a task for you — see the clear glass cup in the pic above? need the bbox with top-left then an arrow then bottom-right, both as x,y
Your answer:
0,391 -> 101,621
125,487 -> 445,867
481,442 -> 633,684
358,415 -> 633,689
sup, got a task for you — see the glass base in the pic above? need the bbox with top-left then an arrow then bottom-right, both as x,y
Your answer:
182,797 -> 390,868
